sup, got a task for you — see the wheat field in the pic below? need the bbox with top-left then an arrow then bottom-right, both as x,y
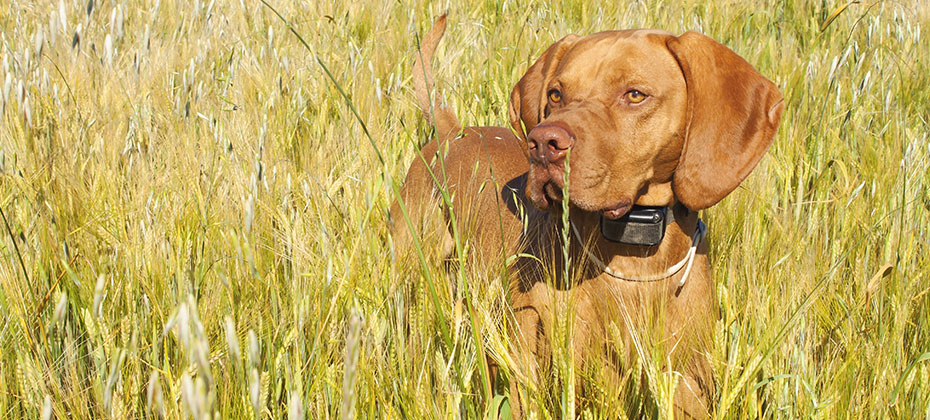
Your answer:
0,0 -> 928,418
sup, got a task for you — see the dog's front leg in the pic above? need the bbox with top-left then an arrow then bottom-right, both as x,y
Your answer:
509,292 -> 548,420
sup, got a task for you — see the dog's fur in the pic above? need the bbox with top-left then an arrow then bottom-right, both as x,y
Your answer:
392,15 -> 783,418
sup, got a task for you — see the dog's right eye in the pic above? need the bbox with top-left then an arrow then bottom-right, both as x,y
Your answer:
548,89 -> 562,104
623,89 -> 648,104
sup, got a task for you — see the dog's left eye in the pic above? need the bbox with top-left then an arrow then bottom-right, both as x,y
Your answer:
624,90 -> 647,104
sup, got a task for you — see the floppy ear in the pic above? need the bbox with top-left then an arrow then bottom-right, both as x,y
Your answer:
509,35 -> 579,143
666,31 -> 784,210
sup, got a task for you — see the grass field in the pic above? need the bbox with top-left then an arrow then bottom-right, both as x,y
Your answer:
1,0 -> 929,418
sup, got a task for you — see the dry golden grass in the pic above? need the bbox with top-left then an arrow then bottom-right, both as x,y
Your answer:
0,0 -> 928,418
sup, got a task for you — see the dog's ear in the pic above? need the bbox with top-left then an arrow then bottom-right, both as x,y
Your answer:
666,31 -> 784,210
509,35 -> 579,143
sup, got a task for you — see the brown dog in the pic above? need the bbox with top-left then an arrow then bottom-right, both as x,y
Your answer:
392,16 -> 783,418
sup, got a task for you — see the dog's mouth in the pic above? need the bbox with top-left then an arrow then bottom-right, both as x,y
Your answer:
543,181 -> 564,203
600,199 -> 633,219
538,180 -> 633,219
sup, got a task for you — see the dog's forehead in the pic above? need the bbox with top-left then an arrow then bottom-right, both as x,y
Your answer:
557,29 -> 681,85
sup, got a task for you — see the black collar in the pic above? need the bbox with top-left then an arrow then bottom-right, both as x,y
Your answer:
600,205 -> 677,246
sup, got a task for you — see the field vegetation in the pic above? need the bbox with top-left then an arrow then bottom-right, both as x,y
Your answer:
0,0 -> 928,418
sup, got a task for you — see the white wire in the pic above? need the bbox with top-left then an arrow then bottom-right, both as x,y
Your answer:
571,219 -> 706,286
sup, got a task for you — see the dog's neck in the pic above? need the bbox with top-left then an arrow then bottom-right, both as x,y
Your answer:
569,205 -> 701,282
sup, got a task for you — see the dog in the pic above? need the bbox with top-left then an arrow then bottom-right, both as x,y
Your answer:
392,15 -> 783,418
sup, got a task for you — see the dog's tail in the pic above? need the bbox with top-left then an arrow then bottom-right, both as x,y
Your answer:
413,14 -> 461,140
391,15 -> 459,264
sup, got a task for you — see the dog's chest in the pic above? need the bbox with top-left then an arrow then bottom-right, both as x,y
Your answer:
511,274 -> 680,355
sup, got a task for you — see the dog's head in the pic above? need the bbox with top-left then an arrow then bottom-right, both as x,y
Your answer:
509,30 -> 783,217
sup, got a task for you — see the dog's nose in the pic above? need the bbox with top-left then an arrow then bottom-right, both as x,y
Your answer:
527,123 -> 574,164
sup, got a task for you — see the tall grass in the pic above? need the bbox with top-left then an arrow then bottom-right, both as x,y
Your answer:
0,0 -> 928,418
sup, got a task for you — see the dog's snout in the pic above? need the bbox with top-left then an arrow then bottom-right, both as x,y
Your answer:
528,123 -> 574,164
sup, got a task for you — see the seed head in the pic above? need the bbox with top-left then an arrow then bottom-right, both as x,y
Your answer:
92,274 -> 105,317
41,395 -> 52,420
104,34 -> 114,66
34,25 -> 45,58
72,24 -> 81,49
53,291 -> 68,324
48,14 -> 57,47
249,368 -> 261,414
248,329 -> 260,366
59,0 -> 67,33
224,316 -> 240,360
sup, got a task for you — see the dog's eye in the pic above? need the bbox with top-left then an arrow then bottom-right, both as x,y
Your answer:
624,90 -> 647,104
548,89 -> 562,104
